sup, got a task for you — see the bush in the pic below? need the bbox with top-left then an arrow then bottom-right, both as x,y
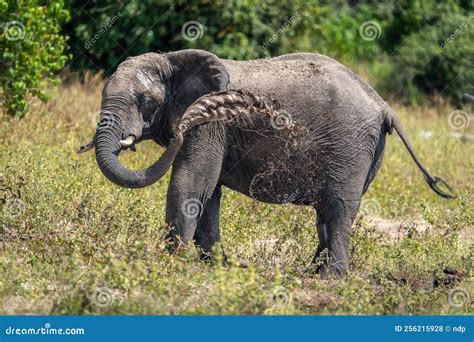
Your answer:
290,3 -> 384,63
2,0 -> 472,113
0,0 -> 70,117
386,12 -> 474,103
1,80 -> 472,315
64,0 -> 306,73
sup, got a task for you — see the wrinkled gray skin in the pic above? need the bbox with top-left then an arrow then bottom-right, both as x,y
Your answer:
80,49 -> 453,277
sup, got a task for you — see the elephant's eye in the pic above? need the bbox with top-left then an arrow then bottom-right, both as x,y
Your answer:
139,94 -> 150,107
139,94 -> 157,118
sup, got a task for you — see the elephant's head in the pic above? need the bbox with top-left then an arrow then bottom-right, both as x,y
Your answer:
78,50 -> 230,188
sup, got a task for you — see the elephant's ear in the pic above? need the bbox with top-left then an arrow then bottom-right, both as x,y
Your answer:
166,49 -> 230,109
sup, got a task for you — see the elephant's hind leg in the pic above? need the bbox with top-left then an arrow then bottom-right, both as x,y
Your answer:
309,214 -> 329,273
312,197 -> 361,277
363,130 -> 386,194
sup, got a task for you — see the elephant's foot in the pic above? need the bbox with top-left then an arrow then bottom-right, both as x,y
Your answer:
317,262 -> 348,279
198,248 -> 248,269
304,250 -> 347,279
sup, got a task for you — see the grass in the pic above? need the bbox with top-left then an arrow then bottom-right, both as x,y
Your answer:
0,76 -> 472,315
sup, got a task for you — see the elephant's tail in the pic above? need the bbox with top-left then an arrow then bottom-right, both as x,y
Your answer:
385,111 -> 455,199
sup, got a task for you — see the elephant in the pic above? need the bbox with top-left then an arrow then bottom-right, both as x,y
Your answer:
78,49 -> 454,276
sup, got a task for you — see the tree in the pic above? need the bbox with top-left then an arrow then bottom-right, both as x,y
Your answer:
64,0 -> 306,73
0,0 -> 70,117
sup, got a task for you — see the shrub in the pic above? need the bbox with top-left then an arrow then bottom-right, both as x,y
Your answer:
387,12 -> 474,103
64,0 -> 306,73
0,0 -> 69,117
291,3 -> 384,63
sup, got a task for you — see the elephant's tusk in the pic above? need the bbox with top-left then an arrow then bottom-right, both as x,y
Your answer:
119,135 -> 135,147
77,141 -> 94,154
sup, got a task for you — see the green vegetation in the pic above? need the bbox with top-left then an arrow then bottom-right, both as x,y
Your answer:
0,0 -> 472,316
1,1 -> 472,118
289,1 -> 474,103
0,0 -> 69,117
0,80 -> 472,314
64,0 -> 473,102
65,0 -> 303,70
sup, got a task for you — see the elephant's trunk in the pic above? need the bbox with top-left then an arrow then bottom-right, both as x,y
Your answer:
92,90 -> 283,189
94,117 -> 183,189
176,89 -> 293,133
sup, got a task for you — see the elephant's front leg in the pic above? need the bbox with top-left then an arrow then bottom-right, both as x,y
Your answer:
194,185 -> 222,259
165,178 -> 220,251
164,130 -> 224,253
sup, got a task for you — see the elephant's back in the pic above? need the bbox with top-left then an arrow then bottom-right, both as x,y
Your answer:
222,54 -> 386,133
